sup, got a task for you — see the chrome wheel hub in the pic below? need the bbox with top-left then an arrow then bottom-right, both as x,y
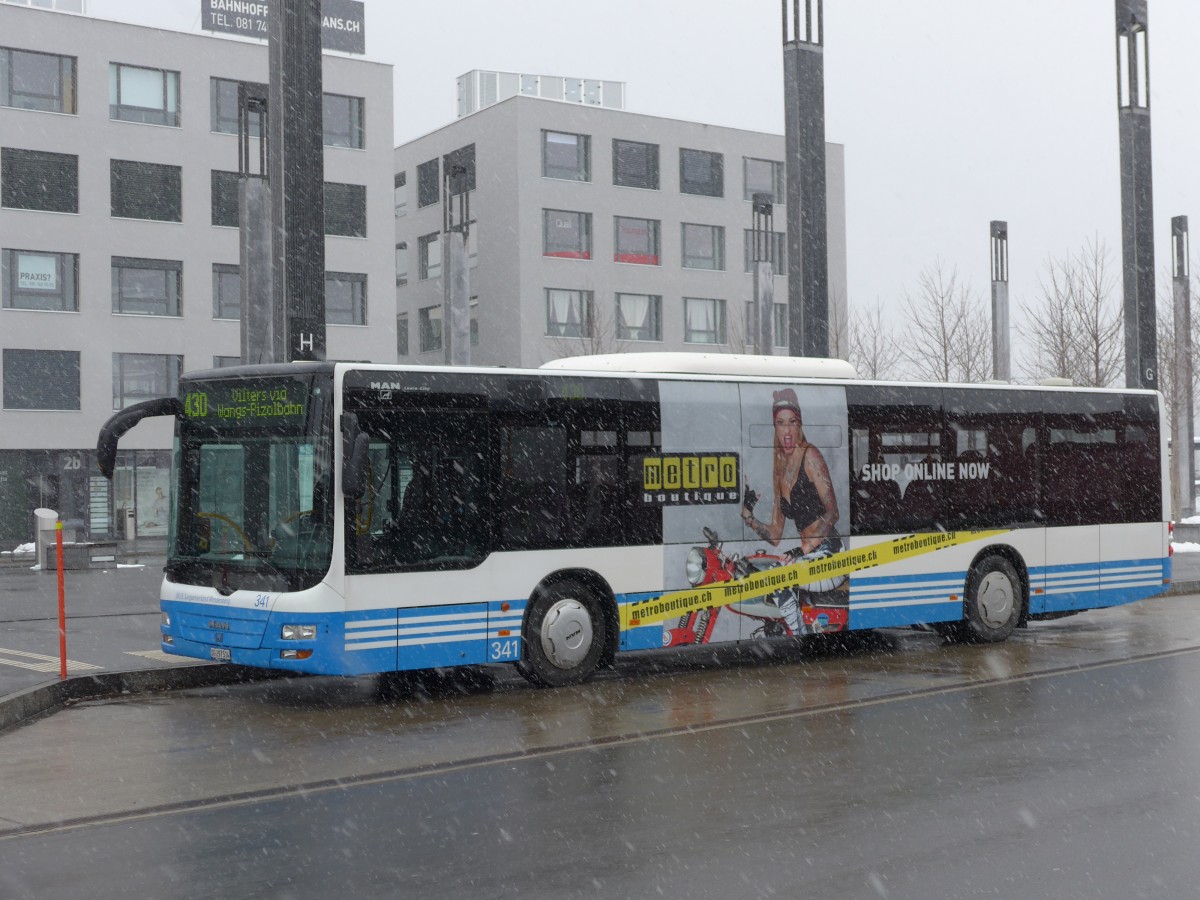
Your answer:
978,571 -> 1015,629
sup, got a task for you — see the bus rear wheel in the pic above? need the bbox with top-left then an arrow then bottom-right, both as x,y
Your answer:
956,555 -> 1022,643
517,580 -> 607,688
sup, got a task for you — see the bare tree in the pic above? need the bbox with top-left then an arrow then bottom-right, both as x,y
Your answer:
1020,238 -> 1122,387
847,298 -> 902,380
898,261 -> 991,383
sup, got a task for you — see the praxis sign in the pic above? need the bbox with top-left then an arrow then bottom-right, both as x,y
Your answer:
200,0 -> 365,54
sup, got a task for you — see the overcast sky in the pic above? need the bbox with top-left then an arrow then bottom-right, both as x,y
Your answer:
88,0 -> 1200,358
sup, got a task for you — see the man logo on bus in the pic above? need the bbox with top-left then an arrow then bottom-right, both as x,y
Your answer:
184,392 -> 209,418
642,453 -> 739,505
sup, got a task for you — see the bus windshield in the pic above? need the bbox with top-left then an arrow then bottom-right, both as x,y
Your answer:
168,371 -> 334,592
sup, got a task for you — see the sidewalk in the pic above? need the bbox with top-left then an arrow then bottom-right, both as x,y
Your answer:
0,556 -> 266,733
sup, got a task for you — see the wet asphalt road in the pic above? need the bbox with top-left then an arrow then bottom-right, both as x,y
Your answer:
4,595 -> 1200,898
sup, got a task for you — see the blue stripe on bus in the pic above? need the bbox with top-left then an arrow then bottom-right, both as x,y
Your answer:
1030,557 -> 1168,614
162,598 -> 528,676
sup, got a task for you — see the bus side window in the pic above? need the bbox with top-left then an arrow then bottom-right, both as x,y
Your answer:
496,425 -> 567,550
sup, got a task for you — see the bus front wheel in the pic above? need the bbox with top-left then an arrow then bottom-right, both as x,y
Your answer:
517,580 -> 607,688
957,555 -> 1022,643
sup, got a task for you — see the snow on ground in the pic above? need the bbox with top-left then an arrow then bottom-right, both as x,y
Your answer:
1172,542 -> 1200,553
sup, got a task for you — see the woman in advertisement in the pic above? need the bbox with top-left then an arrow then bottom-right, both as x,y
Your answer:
741,387 -> 842,560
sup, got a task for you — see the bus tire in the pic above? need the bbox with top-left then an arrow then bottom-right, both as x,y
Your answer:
959,555 -> 1022,643
517,580 -> 607,688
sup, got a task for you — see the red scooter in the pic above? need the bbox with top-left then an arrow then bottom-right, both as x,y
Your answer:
664,527 -> 848,647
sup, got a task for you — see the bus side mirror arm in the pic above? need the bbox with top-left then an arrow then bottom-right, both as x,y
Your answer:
341,413 -> 370,500
97,397 -> 183,479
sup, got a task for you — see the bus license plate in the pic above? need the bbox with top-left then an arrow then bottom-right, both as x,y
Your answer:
210,647 -> 231,662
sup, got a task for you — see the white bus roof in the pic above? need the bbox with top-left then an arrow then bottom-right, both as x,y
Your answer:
540,352 -> 858,380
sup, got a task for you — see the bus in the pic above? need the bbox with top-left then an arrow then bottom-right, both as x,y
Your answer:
97,353 -> 1171,688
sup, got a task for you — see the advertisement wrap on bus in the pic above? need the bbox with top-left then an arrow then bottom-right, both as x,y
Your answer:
96,354 -> 1171,689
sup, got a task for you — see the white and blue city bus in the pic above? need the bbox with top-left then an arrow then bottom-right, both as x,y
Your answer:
97,353 -> 1171,688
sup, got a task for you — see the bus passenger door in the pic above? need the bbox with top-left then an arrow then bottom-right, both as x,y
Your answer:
1040,398 -> 1122,611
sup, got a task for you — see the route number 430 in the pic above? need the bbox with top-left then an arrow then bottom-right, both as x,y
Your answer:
489,638 -> 520,661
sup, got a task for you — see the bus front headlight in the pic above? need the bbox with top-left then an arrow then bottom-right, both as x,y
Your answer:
282,624 -> 317,640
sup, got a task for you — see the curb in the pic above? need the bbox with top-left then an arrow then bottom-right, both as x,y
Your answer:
0,665 -> 287,736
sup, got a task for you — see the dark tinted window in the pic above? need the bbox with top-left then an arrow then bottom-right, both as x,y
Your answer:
210,169 -> 239,227
417,158 -> 439,208
848,385 -> 945,534
111,159 -> 181,222
324,181 -> 366,237
680,148 -> 723,197
2,348 -> 79,410
322,93 -> 364,148
943,388 -> 1043,528
613,139 -> 659,190
2,147 -> 78,213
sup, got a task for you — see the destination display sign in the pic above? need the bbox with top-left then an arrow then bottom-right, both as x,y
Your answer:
200,0 -> 366,54
182,377 -> 310,428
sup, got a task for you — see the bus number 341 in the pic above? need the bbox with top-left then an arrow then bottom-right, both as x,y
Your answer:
489,639 -> 521,661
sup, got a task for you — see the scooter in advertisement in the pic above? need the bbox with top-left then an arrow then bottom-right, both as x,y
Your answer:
664,527 -> 849,647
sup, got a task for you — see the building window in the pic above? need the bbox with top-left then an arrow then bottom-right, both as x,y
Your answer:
616,293 -> 661,342
394,171 -> 407,218
212,263 -> 240,319
417,158 -> 439,208
397,313 -> 409,357
744,157 -> 785,203
111,257 -> 182,317
112,353 -> 182,410
444,143 -> 476,195
684,297 -> 727,344
613,139 -> 659,190
743,230 -> 788,272
419,305 -> 442,353
680,148 -> 723,197
546,288 -> 593,338
418,232 -> 441,280
542,130 -> 590,182
2,249 -> 78,311
681,223 -> 724,270
109,63 -> 180,127
213,356 -> 241,368
326,272 -> 366,325
111,160 -> 181,222
2,348 -> 80,410
323,93 -> 364,148
2,147 -> 78,213
325,182 -> 367,237
210,169 -> 239,227
395,242 -> 408,286
209,77 -> 265,136
543,210 -> 592,260
1,48 -> 76,113
470,299 -> 480,346
614,216 -> 660,265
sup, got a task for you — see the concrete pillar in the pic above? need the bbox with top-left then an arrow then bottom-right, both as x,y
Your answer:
1116,0 -> 1157,390
1172,215 -> 1194,519
268,0 -> 326,362
782,0 -> 828,358
990,221 -> 1010,382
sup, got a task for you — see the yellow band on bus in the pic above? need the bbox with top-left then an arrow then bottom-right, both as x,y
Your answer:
620,529 -> 1011,630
